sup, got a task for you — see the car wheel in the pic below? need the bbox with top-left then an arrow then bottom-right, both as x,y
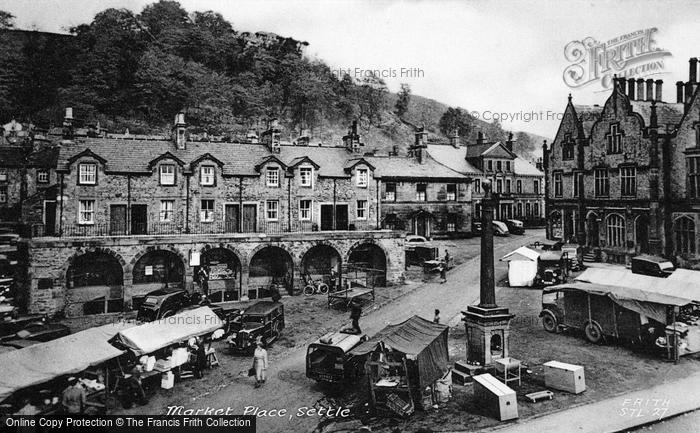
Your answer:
161,310 -> 175,318
584,322 -> 603,344
542,314 -> 558,333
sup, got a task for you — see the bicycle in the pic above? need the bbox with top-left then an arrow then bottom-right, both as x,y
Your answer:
302,274 -> 329,295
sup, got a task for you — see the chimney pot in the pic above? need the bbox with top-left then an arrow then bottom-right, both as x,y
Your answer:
477,131 -> 485,145
627,78 -> 636,100
637,78 -> 646,101
64,107 -> 73,120
646,78 -> 654,101
686,81 -> 694,104
690,57 -> 698,83
655,79 -> 663,102
677,81 -> 685,103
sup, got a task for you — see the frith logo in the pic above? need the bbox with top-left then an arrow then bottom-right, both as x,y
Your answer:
563,28 -> 672,90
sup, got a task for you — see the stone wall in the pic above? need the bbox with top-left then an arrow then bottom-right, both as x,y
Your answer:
22,230 -> 404,317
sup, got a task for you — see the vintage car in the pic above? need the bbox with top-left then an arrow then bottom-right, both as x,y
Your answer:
136,289 -> 191,322
534,251 -> 569,287
492,220 -> 510,236
631,255 -> 675,278
306,331 -> 368,383
227,301 -> 285,352
505,219 -> 525,235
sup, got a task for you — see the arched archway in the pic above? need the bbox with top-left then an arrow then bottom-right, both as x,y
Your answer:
66,252 -> 124,316
132,249 -> 185,295
347,242 -> 387,287
586,211 -> 599,247
635,214 -> 649,254
301,244 -> 342,291
249,246 -> 294,298
201,248 -> 242,302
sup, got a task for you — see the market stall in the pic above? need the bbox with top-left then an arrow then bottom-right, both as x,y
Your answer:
500,246 -> 540,287
0,322 -> 134,407
349,315 -> 449,416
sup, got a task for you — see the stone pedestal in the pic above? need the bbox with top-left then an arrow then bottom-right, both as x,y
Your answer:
464,305 -> 514,366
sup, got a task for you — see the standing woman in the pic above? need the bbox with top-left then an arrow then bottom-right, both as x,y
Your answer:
252,337 -> 268,388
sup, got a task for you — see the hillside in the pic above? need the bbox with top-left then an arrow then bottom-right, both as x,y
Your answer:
0,2 -> 547,160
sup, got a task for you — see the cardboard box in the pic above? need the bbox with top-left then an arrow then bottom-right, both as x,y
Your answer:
161,371 -> 174,389
544,361 -> 586,394
473,373 -> 518,421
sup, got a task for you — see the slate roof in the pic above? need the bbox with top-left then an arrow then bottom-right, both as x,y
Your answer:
365,153 -> 469,180
27,147 -> 59,168
427,144 -> 542,177
55,138 -> 361,177
629,100 -> 685,128
425,144 -> 483,175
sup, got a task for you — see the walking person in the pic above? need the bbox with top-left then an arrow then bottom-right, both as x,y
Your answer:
444,250 -> 450,270
349,300 -> 363,334
252,337 -> 268,388
439,261 -> 447,284
433,309 -> 441,324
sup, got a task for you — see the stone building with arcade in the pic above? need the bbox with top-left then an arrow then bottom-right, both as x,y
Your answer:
545,57 -> 700,268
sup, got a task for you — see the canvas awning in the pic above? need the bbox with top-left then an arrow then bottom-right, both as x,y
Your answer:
500,246 -> 540,262
0,322 -> 134,402
350,315 -> 449,388
575,268 -> 700,303
111,307 -> 223,356
668,268 -> 700,284
547,282 -> 697,324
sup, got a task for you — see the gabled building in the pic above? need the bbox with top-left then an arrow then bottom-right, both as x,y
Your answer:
427,131 -> 545,226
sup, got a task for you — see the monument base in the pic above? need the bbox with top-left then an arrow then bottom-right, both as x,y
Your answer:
463,305 -> 514,366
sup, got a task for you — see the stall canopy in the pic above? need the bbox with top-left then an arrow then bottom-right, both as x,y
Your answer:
350,315 -> 449,388
111,306 -> 223,356
576,268 -> 700,303
501,247 -> 540,287
668,268 -> 700,284
0,322 -> 134,402
548,282 -> 698,324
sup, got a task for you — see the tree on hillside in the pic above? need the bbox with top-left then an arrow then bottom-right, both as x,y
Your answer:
356,75 -> 388,132
394,83 -> 411,118
514,131 -> 537,156
0,11 -> 14,29
438,107 -> 472,138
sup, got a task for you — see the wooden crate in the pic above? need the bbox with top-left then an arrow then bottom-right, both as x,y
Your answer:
473,373 -> 518,421
544,361 -> 586,394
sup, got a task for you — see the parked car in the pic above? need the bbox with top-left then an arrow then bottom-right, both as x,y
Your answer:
227,301 -> 285,353
136,289 -> 191,322
0,321 -> 70,343
493,220 -> 510,236
306,331 -> 368,383
631,255 -> 675,278
534,251 -> 569,287
405,235 -> 429,250
505,219 -> 525,235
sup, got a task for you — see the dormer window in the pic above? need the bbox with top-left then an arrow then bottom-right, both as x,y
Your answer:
78,163 -> 97,185
267,167 -> 280,187
159,164 -> 175,185
299,167 -> 313,187
356,168 -> 368,187
200,166 -> 215,186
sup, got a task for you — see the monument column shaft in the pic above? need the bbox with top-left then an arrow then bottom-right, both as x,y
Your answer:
480,189 -> 496,308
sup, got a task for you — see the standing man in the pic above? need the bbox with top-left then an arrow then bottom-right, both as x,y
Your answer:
61,377 -> 86,414
198,266 -> 210,296
439,262 -> 447,284
444,250 -> 451,270
350,300 -> 363,334
433,309 -> 441,324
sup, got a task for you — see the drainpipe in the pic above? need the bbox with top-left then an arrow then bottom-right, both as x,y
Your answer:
58,173 -> 64,236
127,174 -> 132,234
185,174 -> 190,233
333,179 -> 337,230
238,177 -> 243,232
287,175 -> 292,232
376,178 -> 381,230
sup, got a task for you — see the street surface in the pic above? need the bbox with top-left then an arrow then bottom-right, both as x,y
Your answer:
188,231 -> 545,433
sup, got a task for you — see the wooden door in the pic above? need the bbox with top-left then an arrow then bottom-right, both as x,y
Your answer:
242,204 -> 257,233
321,205 -> 334,231
225,204 -> 240,233
335,204 -> 348,230
131,204 -> 147,235
110,204 -> 127,235
44,201 -> 57,236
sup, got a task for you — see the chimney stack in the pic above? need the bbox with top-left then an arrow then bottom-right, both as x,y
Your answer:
646,79 -> 654,101
677,81 -> 685,103
627,78 -> 636,100
690,57 -> 698,83
505,132 -> 514,152
173,112 -> 187,150
343,120 -> 361,153
62,107 -> 74,139
650,100 -> 658,128
655,80 -> 663,102
616,77 -> 626,94
449,128 -> 460,148
413,127 -> 428,163
477,131 -> 485,145
637,78 -> 646,101
686,81 -> 694,105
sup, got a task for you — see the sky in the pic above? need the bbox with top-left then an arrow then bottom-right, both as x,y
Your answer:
2,0 -> 700,138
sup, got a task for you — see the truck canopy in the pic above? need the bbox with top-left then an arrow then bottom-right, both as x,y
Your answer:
575,268 -> 700,303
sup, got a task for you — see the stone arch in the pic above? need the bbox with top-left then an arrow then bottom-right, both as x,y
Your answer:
345,239 -> 388,286
62,246 -> 127,285
634,214 -> 650,253
300,242 -> 343,283
63,248 -> 127,317
249,244 -> 295,296
131,248 -> 186,287
200,243 -> 247,272
128,245 -> 188,273
199,244 -> 244,302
